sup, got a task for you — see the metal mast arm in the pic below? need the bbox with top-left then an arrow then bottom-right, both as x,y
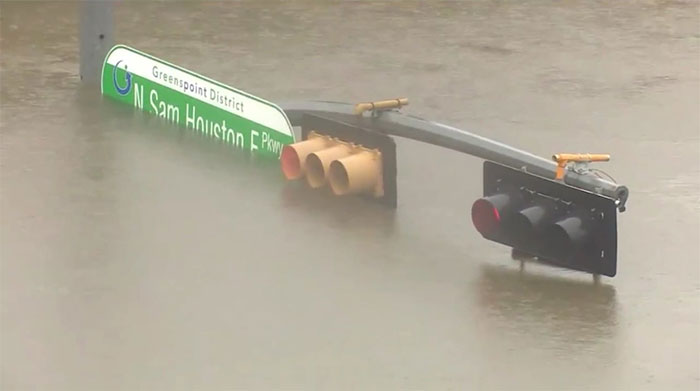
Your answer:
280,100 -> 629,211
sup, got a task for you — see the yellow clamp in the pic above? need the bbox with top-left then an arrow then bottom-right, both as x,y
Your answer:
354,98 -> 408,115
552,153 -> 610,180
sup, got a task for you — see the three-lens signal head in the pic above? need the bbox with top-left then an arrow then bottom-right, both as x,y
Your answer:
471,161 -> 618,276
280,114 -> 397,208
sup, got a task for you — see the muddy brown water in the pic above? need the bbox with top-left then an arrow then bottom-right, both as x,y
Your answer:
1,1 -> 699,389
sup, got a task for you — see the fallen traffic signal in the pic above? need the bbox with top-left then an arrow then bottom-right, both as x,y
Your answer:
280,113 -> 397,207
472,161 -> 618,276
278,99 -> 626,277
99,44 -> 630,277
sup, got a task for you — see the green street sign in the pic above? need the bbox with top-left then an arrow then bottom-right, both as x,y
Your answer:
101,44 -> 295,158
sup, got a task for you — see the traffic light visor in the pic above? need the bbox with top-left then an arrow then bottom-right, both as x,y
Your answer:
471,197 -> 502,236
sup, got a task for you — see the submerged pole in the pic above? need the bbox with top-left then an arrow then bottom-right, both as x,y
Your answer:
79,1 -> 114,83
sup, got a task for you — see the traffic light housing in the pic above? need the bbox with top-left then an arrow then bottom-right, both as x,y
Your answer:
280,113 -> 397,208
472,161 -> 618,276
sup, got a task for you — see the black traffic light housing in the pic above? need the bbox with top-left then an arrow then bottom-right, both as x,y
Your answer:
472,161 -> 618,276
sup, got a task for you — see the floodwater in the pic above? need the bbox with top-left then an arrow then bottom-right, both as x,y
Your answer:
1,1 -> 699,389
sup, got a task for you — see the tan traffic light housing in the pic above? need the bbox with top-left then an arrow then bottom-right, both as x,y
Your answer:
279,136 -> 332,180
305,140 -> 354,189
280,114 -> 397,207
329,149 -> 383,197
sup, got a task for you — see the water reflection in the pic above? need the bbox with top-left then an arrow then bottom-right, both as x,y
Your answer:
280,180 -> 398,241
476,264 -> 618,346
3,0 -> 699,388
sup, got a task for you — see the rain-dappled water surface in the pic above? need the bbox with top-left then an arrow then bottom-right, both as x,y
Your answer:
1,1 -> 699,389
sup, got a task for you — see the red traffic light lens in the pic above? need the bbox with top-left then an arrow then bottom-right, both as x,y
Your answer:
471,198 -> 502,236
280,145 -> 301,180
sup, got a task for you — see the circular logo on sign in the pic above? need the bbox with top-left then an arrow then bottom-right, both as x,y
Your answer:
113,60 -> 132,96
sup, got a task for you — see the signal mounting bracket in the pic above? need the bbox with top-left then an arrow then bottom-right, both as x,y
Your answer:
354,98 -> 409,117
552,153 -> 611,181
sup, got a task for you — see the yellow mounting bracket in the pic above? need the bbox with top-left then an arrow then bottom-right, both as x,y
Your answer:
354,98 -> 409,115
552,153 -> 610,180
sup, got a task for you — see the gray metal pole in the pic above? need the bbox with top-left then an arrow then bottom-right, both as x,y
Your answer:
79,1 -> 114,83
280,101 -> 629,211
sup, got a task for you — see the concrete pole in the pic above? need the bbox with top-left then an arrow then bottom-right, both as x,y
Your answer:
79,1 -> 114,83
